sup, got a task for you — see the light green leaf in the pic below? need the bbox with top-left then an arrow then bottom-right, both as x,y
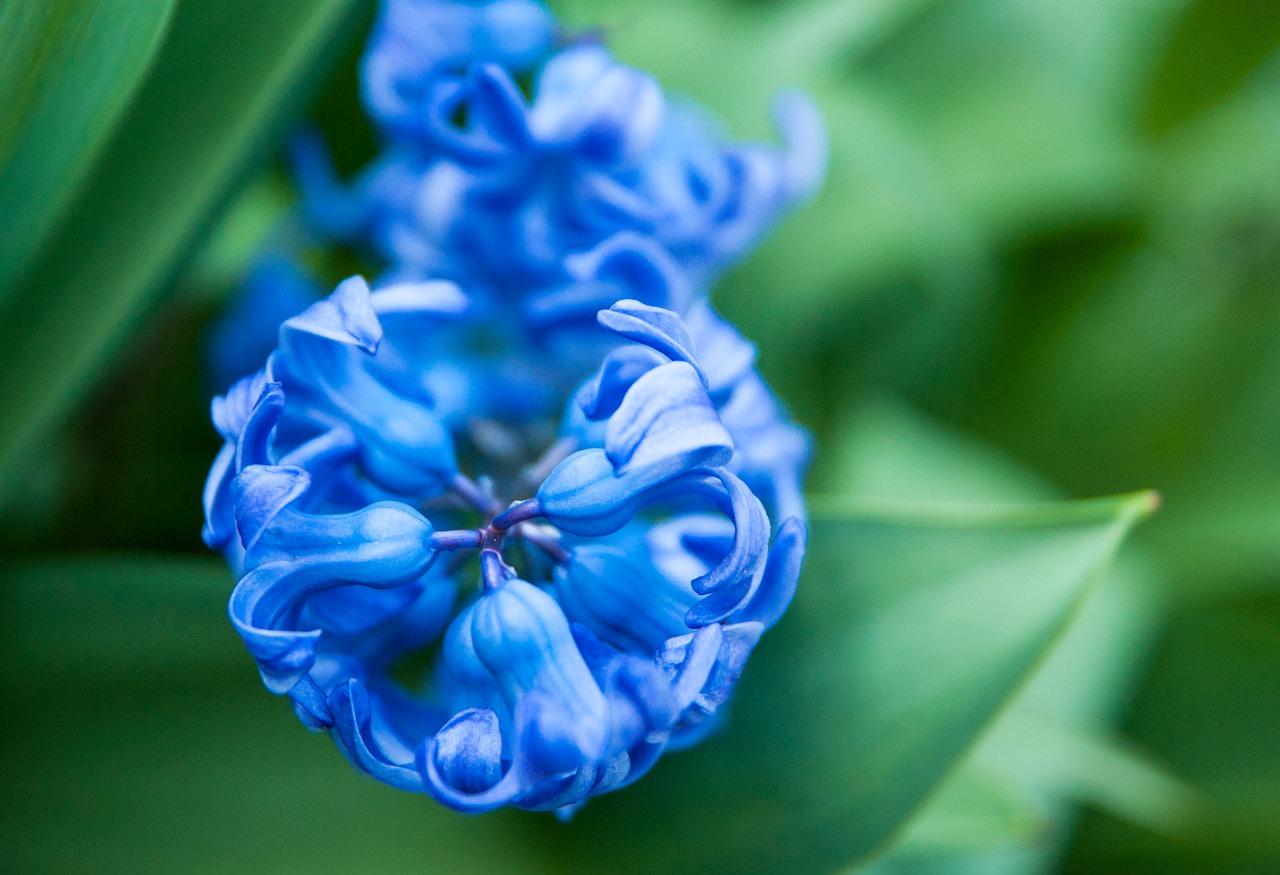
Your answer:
881,757 -> 1048,855
826,399 -> 1181,874
0,0 -> 361,479
0,0 -> 175,297
972,69 -> 1280,596
842,563 -> 1180,875
521,491 -> 1155,874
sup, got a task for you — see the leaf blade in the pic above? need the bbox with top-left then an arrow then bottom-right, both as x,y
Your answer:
521,491 -> 1155,874
0,0 -> 176,295
0,0 -> 361,478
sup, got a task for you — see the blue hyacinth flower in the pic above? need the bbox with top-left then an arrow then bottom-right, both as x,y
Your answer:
204,0 -> 820,817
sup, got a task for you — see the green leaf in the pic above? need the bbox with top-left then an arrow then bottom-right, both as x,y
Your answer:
879,756 -> 1048,855
520,491 -> 1155,874
0,0 -> 361,479
825,398 -> 1182,873
843,566 -> 1183,875
0,0 -> 175,297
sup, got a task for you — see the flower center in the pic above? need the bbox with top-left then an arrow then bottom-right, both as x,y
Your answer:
427,439 -> 574,590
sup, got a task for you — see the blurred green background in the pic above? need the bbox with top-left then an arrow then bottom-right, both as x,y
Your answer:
3,0 -> 1280,872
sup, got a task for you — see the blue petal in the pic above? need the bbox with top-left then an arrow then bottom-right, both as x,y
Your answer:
201,442 -> 237,550
232,464 -> 310,553
207,257 -> 321,391
658,620 -> 762,726
420,707 -> 524,812
557,544 -> 696,652
686,301 -> 757,400
304,580 -> 425,638
647,513 -> 734,584
427,708 -> 507,795
524,234 -> 686,334
437,606 -> 508,723
424,64 -> 531,161
732,516 -> 806,628
603,361 -> 732,474
529,46 -> 664,165
233,380 -> 285,471
466,579 -> 608,774
271,277 -> 461,497
602,653 -> 680,741
321,563 -> 458,664
683,470 -> 771,626
574,344 -> 666,422
279,275 -> 381,354
773,89 -> 828,202
329,679 -> 425,792
290,130 -> 374,240
362,0 -> 553,137
476,1 -> 556,67
371,279 -> 468,320
275,426 -> 361,507
597,299 -> 703,380
211,370 -> 271,442
537,449 -> 702,537
718,371 -> 811,522
228,500 -> 437,693
693,621 -> 763,714
229,570 -> 323,695
660,623 -> 723,711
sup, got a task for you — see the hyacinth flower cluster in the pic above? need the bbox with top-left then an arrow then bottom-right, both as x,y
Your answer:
203,0 -> 823,816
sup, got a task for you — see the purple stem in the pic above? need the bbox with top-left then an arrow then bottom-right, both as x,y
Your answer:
492,498 -> 544,530
431,529 -> 484,551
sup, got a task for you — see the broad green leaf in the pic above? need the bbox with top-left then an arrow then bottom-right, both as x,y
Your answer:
875,757 -> 1048,855
0,507 -> 1151,871
519,491 -> 1155,874
827,399 -> 1182,874
0,0 -> 175,297
809,561 -> 1183,875
0,0 -> 361,479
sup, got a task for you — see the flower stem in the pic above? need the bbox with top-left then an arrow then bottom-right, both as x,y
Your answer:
492,498 -> 543,530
